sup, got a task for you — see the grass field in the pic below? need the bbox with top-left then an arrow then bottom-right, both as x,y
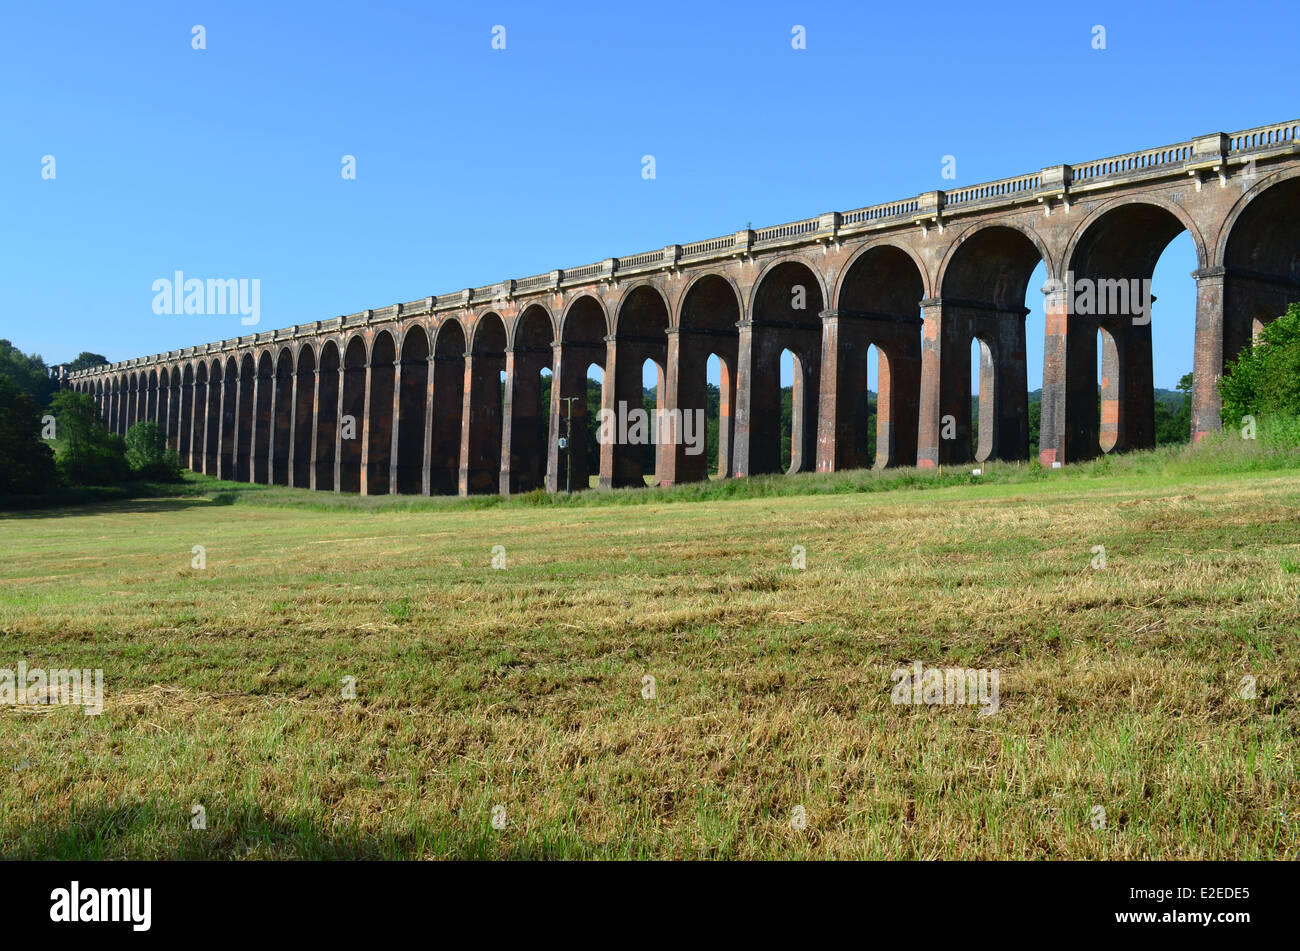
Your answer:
1,439 -> 1298,859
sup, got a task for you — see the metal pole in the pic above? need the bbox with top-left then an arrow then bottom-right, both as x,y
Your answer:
561,396 -> 577,494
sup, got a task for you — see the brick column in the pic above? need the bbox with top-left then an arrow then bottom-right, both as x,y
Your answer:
309,369 -> 323,491
1191,266 -> 1226,441
815,312 -> 865,471
730,321 -> 760,477
333,363 -> 346,492
359,362 -> 375,495
286,366 -> 300,487
916,300 -> 944,468
659,328 -> 688,485
421,354 -> 437,495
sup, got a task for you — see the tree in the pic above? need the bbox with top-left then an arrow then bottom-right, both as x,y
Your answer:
1220,303 -> 1300,424
0,374 -> 57,496
48,390 -> 129,486
125,419 -> 182,481
0,339 -> 55,407
66,352 -> 110,373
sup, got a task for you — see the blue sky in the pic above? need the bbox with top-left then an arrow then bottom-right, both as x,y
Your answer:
2,0 -> 1295,391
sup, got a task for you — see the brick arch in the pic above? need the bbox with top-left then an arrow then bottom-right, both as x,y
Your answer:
342,332 -> 369,364
937,219 -> 1054,299
394,317 -> 436,358
672,271 -> 743,329
745,251 -> 830,318
432,316 -> 468,355
290,342 -> 316,487
469,311 -> 508,354
834,238 -> 933,307
668,271 -> 743,484
507,301 -> 556,349
1215,166 -> 1300,272
821,241 -> 927,472
612,281 -> 671,336
360,329 -> 398,495
392,324 -> 431,495
428,317 -> 467,495
559,292 -> 611,340
737,254 -> 828,478
1063,193 -> 1208,275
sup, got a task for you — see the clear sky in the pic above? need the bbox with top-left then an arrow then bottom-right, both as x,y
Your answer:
3,0 -> 1296,392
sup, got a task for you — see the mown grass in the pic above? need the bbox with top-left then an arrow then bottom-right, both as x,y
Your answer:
0,435 -> 1297,858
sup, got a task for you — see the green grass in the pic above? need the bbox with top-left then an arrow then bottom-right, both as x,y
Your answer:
1,436 -> 1297,858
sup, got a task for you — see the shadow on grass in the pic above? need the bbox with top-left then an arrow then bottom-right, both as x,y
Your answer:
0,495 -> 219,520
2,802 -> 632,860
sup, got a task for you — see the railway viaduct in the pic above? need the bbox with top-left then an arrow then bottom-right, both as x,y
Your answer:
67,120 -> 1300,495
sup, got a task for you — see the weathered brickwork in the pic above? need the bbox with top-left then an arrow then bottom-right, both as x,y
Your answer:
69,122 -> 1300,494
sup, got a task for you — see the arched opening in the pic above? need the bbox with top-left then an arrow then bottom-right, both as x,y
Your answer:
834,244 -> 924,469
970,336 -> 995,462
152,370 -> 164,433
112,376 -> 122,434
639,357 -> 664,484
1216,177 -> 1300,433
315,341 -> 341,491
394,327 -> 429,495
1097,326 -> 1121,454
746,260 -> 823,476
674,274 -> 740,483
146,369 -> 159,424
125,373 -> 137,429
1065,202 -> 1198,458
339,336 -> 368,493
365,331 -> 396,495
939,226 -> 1043,464
252,352 -> 273,483
191,365 -> 207,471
216,358 -> 237,478
234,354 -> 255,482
704,353 -> 726,478
205,361 -> 223,474
780,349 -> 797,473
429,320 -> 465,495
504,305 -> 553,494
166,368 -> 182,453
291,346 -> 315,488
271,348 -> 293,485
862,344 -> 880,466
462,313 -> 507,495
583,363 -> 603,487
180,364 -> 195,471
606,286 -> 669,488
549,297 -> 606,492
107,378 -> 119,434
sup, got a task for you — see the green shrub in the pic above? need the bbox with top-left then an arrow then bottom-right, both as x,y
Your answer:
125,420 -> 183,482
1220,303 -> 1300,428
